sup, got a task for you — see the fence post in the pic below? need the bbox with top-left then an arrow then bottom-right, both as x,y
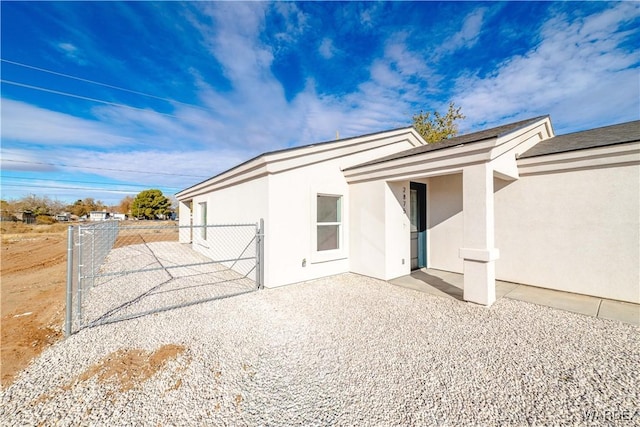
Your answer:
77,226 -> 83,328
65,225 -> 74,337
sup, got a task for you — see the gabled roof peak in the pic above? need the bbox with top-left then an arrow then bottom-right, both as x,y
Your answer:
347,115 -> 550,170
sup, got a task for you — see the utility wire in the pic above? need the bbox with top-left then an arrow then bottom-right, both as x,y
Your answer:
1,79 -> 180,118
1,59 -> 209,112
1,175 -> 181,190
1,159 -> 210,178
0,183 -> 140,194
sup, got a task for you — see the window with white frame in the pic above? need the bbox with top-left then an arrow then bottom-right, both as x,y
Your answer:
316,194 -> 342,251
199,202 -> 207,240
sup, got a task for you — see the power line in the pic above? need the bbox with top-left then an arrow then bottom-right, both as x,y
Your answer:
1,59 -> 209,112
1,159 -> 210,178
1,79 -> 180,118
0,183 -> 140,194
1,175 -> 181,190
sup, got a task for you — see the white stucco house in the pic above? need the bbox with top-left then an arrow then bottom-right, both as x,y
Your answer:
176,116 -> 640,305
89,211 -> 110,221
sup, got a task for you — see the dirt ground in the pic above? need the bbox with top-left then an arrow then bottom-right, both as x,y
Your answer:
1,222 -> 68,388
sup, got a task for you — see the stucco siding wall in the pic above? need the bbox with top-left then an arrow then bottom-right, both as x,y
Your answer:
349,180 -> 387,280
494,164 -> 640,303
385,181 -> 411,280
266,163 -> 351,288
191,177 -> 269,225
427,174 -> 464,274
189,177 -> 269,283
264,136 -> 425,287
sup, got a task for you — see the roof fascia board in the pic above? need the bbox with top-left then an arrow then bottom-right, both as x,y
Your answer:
517,141 -> 640,176
345,146 -> 492,184
176,161 -> 268,200
266,131 -> 425,175
264,127 -> 422,164
344,139 -> 496,180
177,127 -> 424,200
491,117 -> 554,160
489,118 -> 554,181
362,164 -> 470,184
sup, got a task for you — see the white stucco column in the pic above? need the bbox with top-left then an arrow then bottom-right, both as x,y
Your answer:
459,164 -> 500,306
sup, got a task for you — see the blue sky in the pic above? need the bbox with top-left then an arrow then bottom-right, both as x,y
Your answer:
1,1 -> 639,206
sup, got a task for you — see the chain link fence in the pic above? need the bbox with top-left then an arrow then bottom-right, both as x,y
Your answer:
65,220 -> 263,336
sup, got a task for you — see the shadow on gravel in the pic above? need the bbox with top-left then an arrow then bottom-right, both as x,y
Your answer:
79,241 -> 258,330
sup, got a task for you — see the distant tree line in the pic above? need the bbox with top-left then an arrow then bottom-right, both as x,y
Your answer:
1,189 -> 174,223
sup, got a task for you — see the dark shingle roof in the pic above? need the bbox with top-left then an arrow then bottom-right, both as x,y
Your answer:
518,120 -> 640,159
347,116 -> 549,169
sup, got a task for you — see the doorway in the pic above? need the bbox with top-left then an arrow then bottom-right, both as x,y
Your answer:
410,182 -> 427,270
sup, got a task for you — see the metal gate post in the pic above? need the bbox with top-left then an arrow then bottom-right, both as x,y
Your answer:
91,227 -> 95,290
65,225 -> 74,337
77,226 -> 84,328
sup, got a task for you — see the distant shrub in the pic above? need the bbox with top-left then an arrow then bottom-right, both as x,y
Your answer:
36,215 -> 56,225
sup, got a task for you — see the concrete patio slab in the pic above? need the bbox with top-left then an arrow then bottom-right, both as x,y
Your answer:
503,285 -> 601,317
598,299 -> 640,325
390,268 -> 640,326
496,280 -> 519,299
390,269 -> 463,300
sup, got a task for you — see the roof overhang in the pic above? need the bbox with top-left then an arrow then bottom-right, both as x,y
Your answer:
176,127 -> 426,200
344,117 -> 553,184
517,140 -> 640,176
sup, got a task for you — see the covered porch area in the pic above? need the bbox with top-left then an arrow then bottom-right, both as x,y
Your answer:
390,268 -> 640,325
345,116 -> 554,307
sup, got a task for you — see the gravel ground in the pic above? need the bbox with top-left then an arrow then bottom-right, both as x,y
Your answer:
79,242 -> 256,328
2,273 -> 638,426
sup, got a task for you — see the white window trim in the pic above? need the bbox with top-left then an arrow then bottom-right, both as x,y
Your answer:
196,201 -> 209,248
311,192 -> 347,264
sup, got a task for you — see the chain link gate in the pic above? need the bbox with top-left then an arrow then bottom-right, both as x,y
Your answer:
65,220 -> 264,336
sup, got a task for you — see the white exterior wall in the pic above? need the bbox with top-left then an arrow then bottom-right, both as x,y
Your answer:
384,181 -> 411,280
177,128 -> 426,288
188,177 -> 269,282
426,174 -> 464,273
349,180 -> 387,279
266,163 -> 351,287
178,201 -> 191,243
420,165 -> 639,303
495,164 -> 640,303
190,177 -> 269,225
349,180 -> 411,281
263,136 -> 424,288
267,140 -> 422,287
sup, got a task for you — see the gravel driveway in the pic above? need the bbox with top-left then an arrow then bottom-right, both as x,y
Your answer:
2,273 -> 638,426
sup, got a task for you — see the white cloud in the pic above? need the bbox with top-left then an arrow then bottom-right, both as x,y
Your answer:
56,41 -> 87,65
0,148 -> 58,172
319,38 -> 336,59
58,42 -> 77,53
10,2 -> 637,206
272,1 -> 309,43
453,2 -> 640,132
1,98 -> 132,146
440,8 -> 486,53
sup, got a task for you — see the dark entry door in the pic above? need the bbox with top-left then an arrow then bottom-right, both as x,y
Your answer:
410,182 -> 427,270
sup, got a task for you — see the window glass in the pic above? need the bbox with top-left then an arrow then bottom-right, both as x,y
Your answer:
410,189 -> 418,232
199,202 -> 207,240
316,195 -> 341,251
317,225 -> 339,251
317,195 -> 340,223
